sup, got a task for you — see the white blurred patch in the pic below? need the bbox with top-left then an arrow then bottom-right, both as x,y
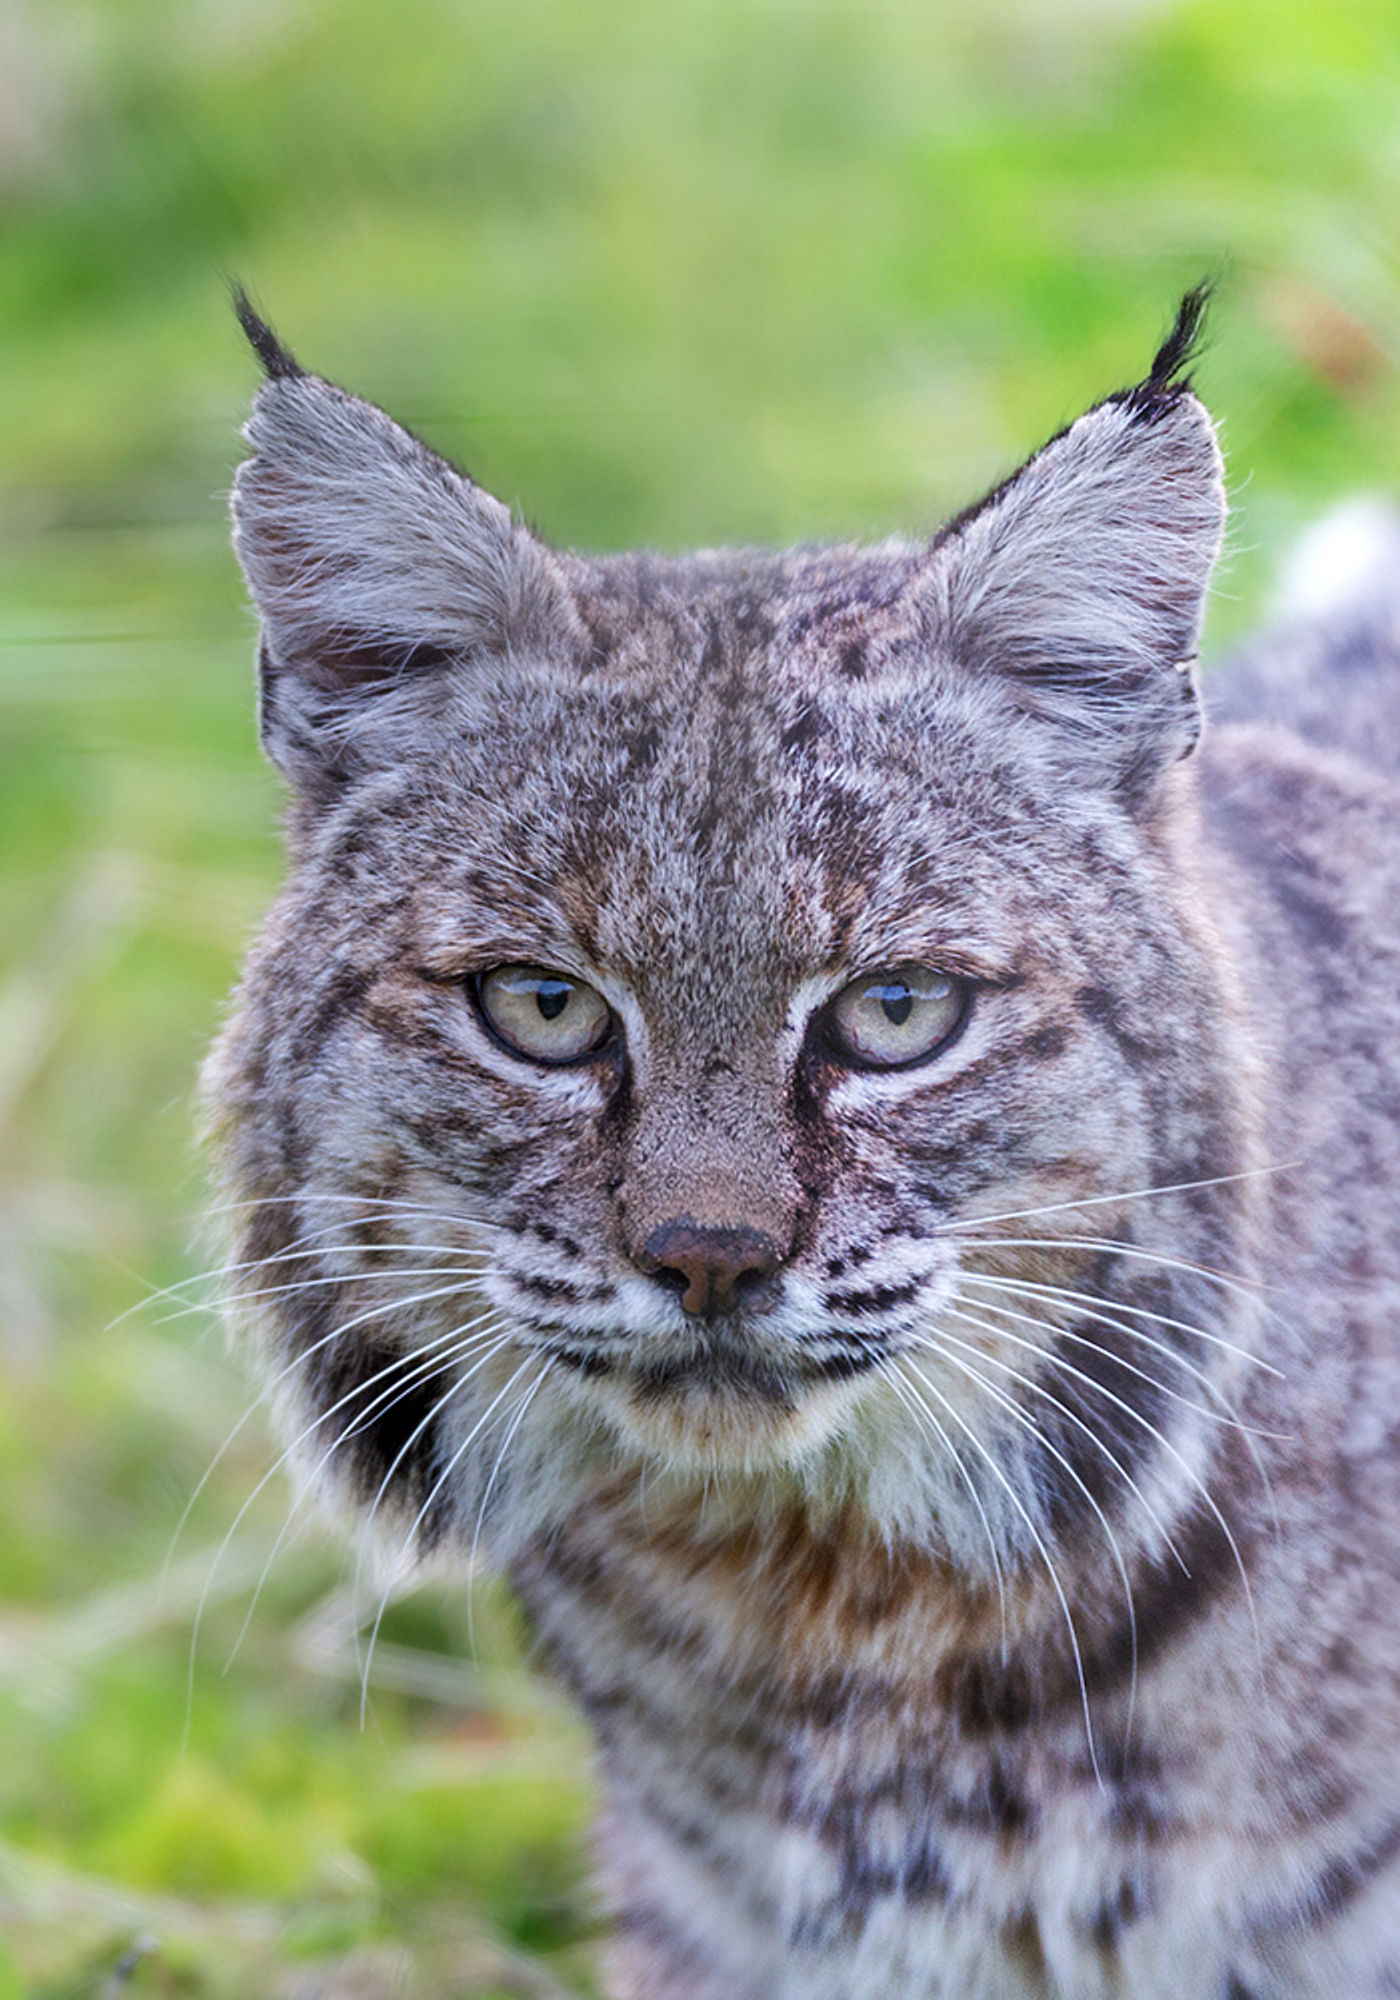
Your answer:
1274,497 -> 1400,623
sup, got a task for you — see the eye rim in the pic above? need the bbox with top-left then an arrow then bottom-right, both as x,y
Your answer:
472,963 -> 617,1068
821,962 -> 971,1072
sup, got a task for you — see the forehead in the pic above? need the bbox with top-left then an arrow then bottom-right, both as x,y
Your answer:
408,549 -> 1098,986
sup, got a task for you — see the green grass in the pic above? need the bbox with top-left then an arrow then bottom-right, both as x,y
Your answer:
4,0 -> 1400,1989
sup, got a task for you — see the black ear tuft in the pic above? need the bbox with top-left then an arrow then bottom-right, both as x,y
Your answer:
1117,282 -> 1213,424
231,284 -> 303,380
1146,282 -> 1212,390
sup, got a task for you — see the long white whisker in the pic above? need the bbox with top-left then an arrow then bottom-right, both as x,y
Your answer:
939,1299 -> 1261,1665
936,1163 -> 1296,1236
957,1268 -> 1282,1377
967,1274 -> 1285,1564
111,1225 -> 496,1330
165,1271 -> 503,1594
885,1369 -> 1009,1660
188,1293 -> 507,1687
959,1235 -> 1285,1321
359,1354 -> 542,1724
901,1359 -> 1104,1787
920,1336 -> 1152,1744
917,1330 -> 1143,1744
349,1328 -> 521,1667
223,1319 -> 512,1672
930,1313 -> 1185,1574
952,1286 -> 1274,1440
201,1192 -> 513,1240
466,1363 -> 555,1654
152,1262 -> 491,1331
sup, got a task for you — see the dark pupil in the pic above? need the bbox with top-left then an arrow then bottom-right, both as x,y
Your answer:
877,985 -> 913,1027
535,981 -> 571,1021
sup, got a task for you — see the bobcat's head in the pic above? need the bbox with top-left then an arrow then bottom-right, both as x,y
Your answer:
206,293 -> 1259,1571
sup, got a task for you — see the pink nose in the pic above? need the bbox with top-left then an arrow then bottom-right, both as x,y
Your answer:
639,1221 -> 782,1316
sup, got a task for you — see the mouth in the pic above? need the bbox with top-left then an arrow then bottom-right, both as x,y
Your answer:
535,1318 -> 887,1466
543,1322 -> 882,1397
633,1340 -> 880,1403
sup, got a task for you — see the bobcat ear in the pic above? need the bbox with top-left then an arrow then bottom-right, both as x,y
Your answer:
922,292 -> 1225,807
229,297 -> 581,793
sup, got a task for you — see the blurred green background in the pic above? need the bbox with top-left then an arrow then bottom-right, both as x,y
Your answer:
4,0 -> 1400,1992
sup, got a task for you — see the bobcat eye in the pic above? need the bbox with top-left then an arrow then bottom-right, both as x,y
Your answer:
826,963 -> 966,1069
476,964 -> 613,1064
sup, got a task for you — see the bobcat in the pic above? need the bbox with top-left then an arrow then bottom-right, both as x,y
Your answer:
205,289 -> 1400,1998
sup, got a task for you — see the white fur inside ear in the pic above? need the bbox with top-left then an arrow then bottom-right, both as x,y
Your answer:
232,372 -> 578,684
230,372 -> 581,785
922,391 -> 1225,784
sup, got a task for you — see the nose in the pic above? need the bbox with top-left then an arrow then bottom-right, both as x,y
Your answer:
639,1220 -> 782,1316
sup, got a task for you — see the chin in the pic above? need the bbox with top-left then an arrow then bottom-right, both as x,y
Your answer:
581,1360 -> 874,1477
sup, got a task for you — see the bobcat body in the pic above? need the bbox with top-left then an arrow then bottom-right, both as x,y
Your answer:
206,294 -> 1400,1997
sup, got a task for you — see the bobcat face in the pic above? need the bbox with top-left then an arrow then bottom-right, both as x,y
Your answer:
208,292 -> 1249,1559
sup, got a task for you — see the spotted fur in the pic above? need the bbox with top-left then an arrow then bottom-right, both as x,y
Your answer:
204,293 -> 1400,1996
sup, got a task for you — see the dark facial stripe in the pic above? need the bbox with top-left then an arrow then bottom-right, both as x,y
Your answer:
284,964 -> 376,1067
509,1271 -> 616,1305
806,1349 -> 883,1383
1073,984 -> 1164,1067
240,1201 -> 462,1545
823,1280 -> 920,1316
1034,1321 -> 1174,1536
1080,1455 -> 1250,1692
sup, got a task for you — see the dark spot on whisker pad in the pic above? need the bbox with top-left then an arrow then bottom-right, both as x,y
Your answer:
310,1332 -> 454,1542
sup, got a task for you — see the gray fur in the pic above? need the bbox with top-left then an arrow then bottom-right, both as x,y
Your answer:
205,310 -> 1400,1997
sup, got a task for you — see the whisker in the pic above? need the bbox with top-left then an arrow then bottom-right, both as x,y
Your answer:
188,1297 -> 508,1686
960,1271 -> 1286,1562
951,1285 -> 1276,1439
936,1163 -> 1296,1237
203,1190 -> 512,1230
937,1298 -> 1261,1664
956,1268 -> 1283,1378
120,1237 -> 495,1328
151,1262 -> 491,1331
884,1369 -> 1010,1661
349,1327 -> 522,1644
928,1313 -> 1186,1572
165,1278 -> 506,1589
115,1186 -> 511,1328
913,1330 -> 1141,1750
466,1362 -> 556,1653
900,1358 -> 1104,1787
359,1354 -> 545,1723
223,1320 -> 513,1673
959,1235 -> 1285,1321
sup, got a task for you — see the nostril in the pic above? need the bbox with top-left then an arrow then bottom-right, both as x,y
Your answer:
730,1263 -> 772,1303
653,1265 -> 691,1299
